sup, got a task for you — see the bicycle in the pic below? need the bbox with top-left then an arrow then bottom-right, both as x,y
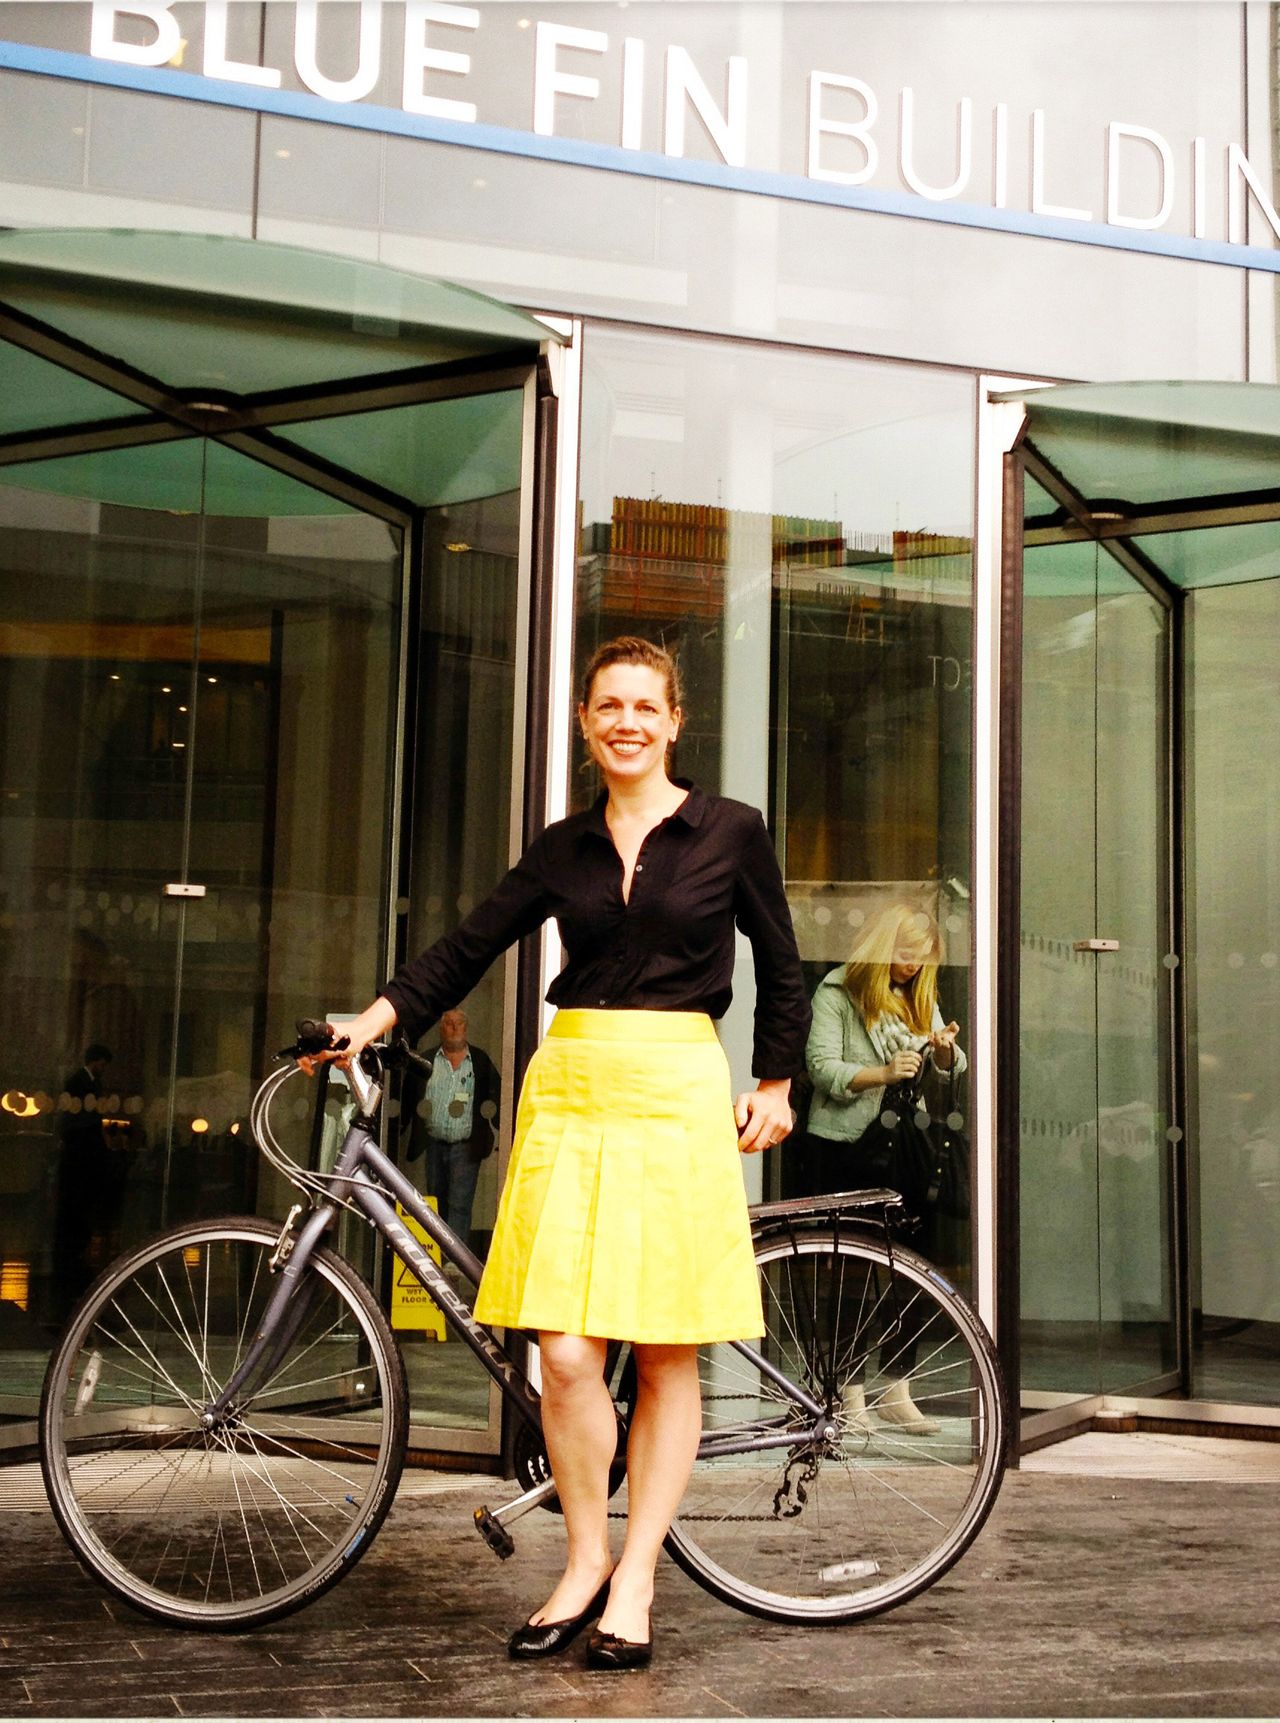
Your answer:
39,1022 -> 1007,1632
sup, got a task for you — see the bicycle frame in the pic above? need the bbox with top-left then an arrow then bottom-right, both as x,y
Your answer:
209,1058 -> 891,1467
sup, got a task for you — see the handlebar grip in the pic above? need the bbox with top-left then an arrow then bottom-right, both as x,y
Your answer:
293,1018 -> 349,1055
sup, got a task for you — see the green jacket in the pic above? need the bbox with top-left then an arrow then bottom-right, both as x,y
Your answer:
804,967 -> 967,1145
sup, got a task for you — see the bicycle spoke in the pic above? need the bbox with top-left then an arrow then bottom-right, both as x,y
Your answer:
43,1223 -> 406,1627
667,1229 -> 1005,1624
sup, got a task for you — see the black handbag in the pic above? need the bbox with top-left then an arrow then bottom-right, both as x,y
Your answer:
861,1049 -> 970,1221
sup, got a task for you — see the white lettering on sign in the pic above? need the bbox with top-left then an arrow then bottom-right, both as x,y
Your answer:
533,22 -> 606,138
1106,121 -> 1174,231
79,0 -> 1280,256
90,2 -> 182,67
663,45 -> 748,167
899,86 -> 972,202
294,0 -> 381,105
203,0 -> 280,89
402,2 -> 478,123
621,35 -> 645,151
1228,142 -> 1280,245
1031,108 -> 1092,223
807,72 -> 878,187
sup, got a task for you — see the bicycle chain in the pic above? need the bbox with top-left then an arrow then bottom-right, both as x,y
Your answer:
606,1448 -> 827,1525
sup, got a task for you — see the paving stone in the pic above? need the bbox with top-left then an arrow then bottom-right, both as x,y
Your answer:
2,1464 -> 1280,1717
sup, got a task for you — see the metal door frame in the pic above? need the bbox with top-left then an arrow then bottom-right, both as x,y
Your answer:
977,379 -> 1191,1455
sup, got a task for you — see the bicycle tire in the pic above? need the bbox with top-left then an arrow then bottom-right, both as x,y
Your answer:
664,1226 -> 1006,1625
39,1215 -> 408,1631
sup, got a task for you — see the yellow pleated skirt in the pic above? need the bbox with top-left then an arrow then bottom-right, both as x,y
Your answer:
472,1009 -> 764,1343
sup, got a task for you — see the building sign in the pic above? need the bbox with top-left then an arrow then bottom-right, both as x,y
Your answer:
2,2 -> 1277,268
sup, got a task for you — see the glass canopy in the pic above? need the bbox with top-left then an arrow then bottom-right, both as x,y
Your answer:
0,228 -> 551,513
1000,380 -> 1280,592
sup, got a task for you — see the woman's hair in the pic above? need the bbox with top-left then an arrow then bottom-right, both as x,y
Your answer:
843,902 -> 944,1035
578,635 -> 684,714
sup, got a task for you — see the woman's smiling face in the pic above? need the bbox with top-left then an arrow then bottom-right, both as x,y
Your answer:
579,662 -> 680,787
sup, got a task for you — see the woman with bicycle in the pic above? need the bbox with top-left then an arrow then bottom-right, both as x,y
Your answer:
328,635 -> 809,1671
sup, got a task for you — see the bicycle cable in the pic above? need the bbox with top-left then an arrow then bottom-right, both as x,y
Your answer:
248,1061 -> 377,1219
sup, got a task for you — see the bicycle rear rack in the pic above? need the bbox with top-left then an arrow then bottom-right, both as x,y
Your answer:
749,1187 -> 907,1227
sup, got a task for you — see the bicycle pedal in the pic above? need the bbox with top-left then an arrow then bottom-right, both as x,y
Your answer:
473,1505 -> 516,1560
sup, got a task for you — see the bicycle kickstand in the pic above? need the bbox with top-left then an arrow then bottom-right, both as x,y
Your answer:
473,1475 -> 560,1560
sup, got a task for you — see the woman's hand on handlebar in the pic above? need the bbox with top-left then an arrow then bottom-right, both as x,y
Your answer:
297,998 -> 398,1077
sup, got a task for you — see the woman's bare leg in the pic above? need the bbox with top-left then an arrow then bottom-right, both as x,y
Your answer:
598,1341 -> 701,1642
528,1332 -> 616,1624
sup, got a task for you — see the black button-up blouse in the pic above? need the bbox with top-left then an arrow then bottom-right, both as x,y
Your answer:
380,783 -> 811,1079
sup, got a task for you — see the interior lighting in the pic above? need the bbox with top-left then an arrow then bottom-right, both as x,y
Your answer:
207,676 -> 218,685
229,1121 -> 240,1135
191,1118 -> 210,1133
110,673 -> 120,681
1,1091 -> 39,1118
516,16 -> 531,25
0,1261 -> 30,1311
445,542 -> 472,553
161,685 -> 172,693
172,741 -> 185,749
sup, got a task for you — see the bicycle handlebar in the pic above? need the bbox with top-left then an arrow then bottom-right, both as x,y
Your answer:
281,1018 -> 435,1079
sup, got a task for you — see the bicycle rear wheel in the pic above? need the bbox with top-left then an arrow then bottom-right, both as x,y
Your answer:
665,1227 -> 1006,1624
39,1216 -> 408,1630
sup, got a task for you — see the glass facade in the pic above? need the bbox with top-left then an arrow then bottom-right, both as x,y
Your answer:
0,455 -> 401,1417
1187,581 -> 1280,1407
1019,535 -> 1176,1401
576,326 -> 974,1273
0,0 -> 1277,1456
0,237 -> 544,1445
1015,387 -> 1280,1419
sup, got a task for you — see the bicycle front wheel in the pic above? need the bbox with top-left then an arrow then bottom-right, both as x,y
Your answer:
39,1216 -> 408,1630
666,1227 -> 1006,1624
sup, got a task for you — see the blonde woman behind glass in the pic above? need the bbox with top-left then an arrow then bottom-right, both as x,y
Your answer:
802,902 -> 966,1433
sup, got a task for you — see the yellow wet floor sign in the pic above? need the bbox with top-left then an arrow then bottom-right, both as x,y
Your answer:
390,1199 -> 446,1339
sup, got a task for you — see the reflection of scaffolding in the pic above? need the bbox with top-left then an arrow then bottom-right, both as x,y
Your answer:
579,498 -> 849,620
580,504 -> 975,628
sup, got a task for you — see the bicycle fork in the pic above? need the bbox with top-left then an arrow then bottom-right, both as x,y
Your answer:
198,1204 -> 338,1433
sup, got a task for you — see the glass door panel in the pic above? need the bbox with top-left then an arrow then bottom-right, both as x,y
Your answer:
1019,531 -> 1176,1406
172,454 -> 402,1297
1094,571 -> 1176,1392
397,485 -> 522,1435
1020,538 -> 1104,1399
0,467 -> 202,1413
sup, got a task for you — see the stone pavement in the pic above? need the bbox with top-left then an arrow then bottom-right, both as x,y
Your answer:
2,1435 -> 1280,1720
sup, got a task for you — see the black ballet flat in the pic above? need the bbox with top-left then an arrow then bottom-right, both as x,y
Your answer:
507,1577 -> 612,1660
585,1625 -> 653,1670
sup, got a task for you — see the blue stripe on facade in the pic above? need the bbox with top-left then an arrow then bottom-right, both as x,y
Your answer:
3,37 -> 1279,275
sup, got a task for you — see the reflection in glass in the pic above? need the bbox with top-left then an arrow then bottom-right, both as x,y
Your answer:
577,327 -> 974,1282
0,456 -> 401,1419
1188,582 -> 1280,1407
1019,533 -> 1176,1404
396,486 -> 521,1431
